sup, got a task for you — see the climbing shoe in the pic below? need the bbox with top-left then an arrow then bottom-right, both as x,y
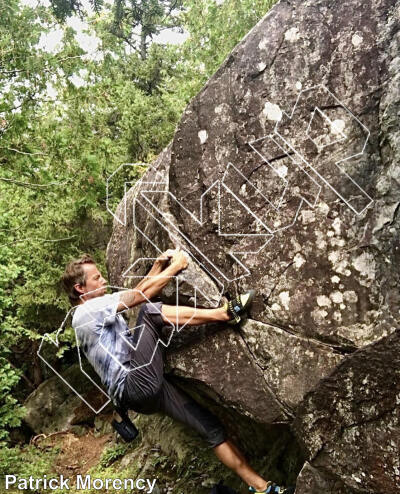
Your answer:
249,483 -> 295,494
223,290 -> 255,325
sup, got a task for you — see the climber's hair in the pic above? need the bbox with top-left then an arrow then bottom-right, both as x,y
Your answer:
61,254 -> 96,305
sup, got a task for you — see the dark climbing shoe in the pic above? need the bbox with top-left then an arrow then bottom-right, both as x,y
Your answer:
210,480 -> 239,493
249,483 -> 295,494
223,290 -> 255,325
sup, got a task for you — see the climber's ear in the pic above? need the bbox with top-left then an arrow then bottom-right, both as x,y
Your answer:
74,282 -> 85,296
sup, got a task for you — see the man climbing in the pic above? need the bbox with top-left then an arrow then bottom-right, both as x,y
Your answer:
61,248 -> 293,494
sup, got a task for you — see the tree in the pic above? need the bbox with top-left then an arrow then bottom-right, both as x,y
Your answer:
181,0 -> 277,81
50,0 -> 184,60
48,0 -> 103,21
111,0 -> 183,60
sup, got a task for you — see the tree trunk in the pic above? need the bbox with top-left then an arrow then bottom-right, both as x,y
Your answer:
140,29 -> 147,60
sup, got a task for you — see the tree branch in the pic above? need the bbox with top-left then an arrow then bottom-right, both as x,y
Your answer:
0,55 -> 85,76
0,177 -> 70,188
162,0 -> 180,23
1,147 -> 47,156
0,235 -> 77,248
7,360 -> 35,390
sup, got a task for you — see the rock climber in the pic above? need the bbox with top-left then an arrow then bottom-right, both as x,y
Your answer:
61,248 -> 294,494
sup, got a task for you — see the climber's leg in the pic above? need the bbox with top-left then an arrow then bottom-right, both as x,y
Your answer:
121,301 -> 167,407
151,376 -> 269,491
161,290 -> 255,326
121,300 -> 231,407
156,376 -> 227,448
120,300 -> 271,492
213,440 -> 269,492
161,304 -> 230,325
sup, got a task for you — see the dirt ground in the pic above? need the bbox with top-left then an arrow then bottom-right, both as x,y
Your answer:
33,430 -> 113,478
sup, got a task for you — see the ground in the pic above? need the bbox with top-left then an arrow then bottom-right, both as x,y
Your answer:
4,412 -> 245,494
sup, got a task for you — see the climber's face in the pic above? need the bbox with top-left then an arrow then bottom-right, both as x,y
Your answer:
75,263 -> 108,303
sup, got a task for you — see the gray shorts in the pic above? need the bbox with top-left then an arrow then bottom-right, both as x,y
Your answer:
121,302 -> 226,449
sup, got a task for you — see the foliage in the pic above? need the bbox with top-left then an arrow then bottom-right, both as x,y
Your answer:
173,0 -> 277,99
99,443 -> 130,468
182,0 -> 276,73
49,0 -> 104,21
110,0 -> 184,60
0,360 -> 26,441
50,0 -> 185,60
0,442 -> 59,477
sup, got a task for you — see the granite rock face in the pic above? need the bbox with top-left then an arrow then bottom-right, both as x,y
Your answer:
107,0 -> 400,492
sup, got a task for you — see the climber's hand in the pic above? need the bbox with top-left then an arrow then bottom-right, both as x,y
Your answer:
171,248 -> 188,271
156,249 -> 176,264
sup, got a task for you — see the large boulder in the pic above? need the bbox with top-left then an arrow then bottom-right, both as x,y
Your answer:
293,329 -> 400,493
106,0 -> 400,492
24,364 -> 111,434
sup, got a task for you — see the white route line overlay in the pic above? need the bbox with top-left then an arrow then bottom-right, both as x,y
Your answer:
111,161 -> 307,286
37,304 -> 111,414
39,84 -> 375,413
272,84 -> 373,216
110,86 -> 374,287
134,152 -> 321,283
106,162 -> 167,227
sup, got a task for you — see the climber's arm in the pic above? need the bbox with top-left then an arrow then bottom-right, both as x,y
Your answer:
116,250 -> 188,312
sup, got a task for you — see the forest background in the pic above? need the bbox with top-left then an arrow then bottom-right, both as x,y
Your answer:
0,0 -> 276,480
